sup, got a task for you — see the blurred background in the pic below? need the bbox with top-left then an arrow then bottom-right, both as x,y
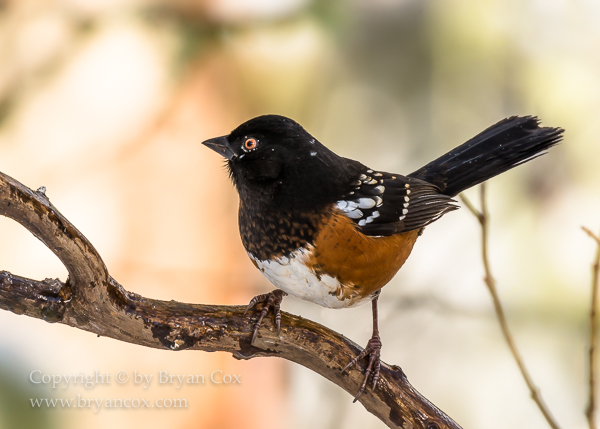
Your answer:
0,0 -> 599,428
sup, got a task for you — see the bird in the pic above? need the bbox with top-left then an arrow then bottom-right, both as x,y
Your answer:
202,114 -> 563,401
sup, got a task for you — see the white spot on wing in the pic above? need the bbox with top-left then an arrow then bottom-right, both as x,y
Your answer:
337,200 -> 359,213
358,198 -> 376,209
346,209 -> 363,219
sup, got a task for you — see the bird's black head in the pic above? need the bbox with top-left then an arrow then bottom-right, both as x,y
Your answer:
202,114 -> 355,212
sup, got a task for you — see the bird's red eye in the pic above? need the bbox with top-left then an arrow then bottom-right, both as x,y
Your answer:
244,138 -> 258,151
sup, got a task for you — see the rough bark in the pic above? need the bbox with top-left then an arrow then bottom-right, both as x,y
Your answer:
0,170 -> 462,429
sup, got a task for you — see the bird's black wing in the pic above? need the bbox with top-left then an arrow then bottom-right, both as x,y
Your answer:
335,165 -> 458,236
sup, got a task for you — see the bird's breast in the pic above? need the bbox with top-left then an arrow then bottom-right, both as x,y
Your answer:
244,206 -> 421,309
248,247 -> 370,308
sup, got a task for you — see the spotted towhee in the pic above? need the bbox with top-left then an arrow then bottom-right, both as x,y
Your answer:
203,114 -> 563,401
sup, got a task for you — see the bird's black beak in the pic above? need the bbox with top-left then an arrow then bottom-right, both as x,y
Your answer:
202,136 -> 237,160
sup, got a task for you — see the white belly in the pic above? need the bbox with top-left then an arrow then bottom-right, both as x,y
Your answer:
248,247 -> 372,309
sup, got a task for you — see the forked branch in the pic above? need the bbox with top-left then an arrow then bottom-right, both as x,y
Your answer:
0,171 -> 461,429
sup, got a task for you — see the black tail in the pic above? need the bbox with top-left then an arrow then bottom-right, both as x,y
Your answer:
408,116 -> 563,197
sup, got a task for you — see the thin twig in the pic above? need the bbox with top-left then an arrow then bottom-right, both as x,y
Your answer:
459,184 -> 562,429
583,227 -> 600,247
583,226 -> 600,429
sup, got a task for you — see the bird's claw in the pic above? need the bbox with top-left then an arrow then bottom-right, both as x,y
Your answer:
245,289 -> 287,343
341,335 -> 382,402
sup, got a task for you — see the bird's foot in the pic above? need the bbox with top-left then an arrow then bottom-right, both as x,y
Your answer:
244,289 -> 287,344
341,334 -> 382,402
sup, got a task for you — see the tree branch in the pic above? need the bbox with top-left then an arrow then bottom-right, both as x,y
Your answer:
583,226 -> 600,429
460,185 -> 562,429
0,170 -> 461,429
